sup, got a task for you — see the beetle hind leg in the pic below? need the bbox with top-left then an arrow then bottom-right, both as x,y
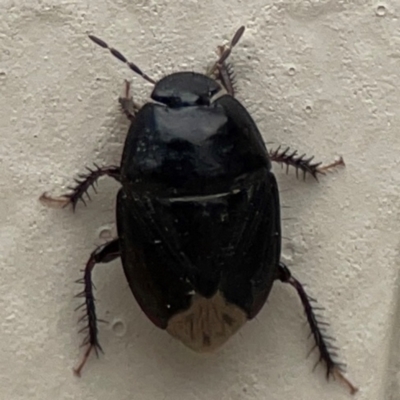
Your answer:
269,146 -> 345,181
277,263 -> 358,395
74,239 -> 120,376
40,165 -> 121,211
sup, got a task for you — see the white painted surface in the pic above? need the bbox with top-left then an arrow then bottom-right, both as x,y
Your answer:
1,0 -> 399,399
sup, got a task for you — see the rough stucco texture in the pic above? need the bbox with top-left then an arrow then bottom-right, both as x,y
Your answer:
1,0 -> 400,399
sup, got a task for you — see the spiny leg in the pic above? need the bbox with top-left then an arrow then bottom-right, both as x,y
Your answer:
215,50 -> 237,96
119,80 -> 142,121
40,165 -> 121,211
207,26 -> 245,96
74,239 -> 120,377
269,146 -> 345,180
277,263 -> 358,395
207,26 -> 245,76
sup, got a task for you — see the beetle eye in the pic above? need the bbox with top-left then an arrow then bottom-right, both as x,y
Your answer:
195,95 -> 210,106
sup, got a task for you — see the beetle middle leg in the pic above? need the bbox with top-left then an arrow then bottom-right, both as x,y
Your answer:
269,146 -> 345,180
277,263 -> 358,395
40,165 -> 121,210
74,239 -> 120,377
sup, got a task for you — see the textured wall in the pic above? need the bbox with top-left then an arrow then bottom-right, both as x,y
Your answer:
1,0 -> 400,399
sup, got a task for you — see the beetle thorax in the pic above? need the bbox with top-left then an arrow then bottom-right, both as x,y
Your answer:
151,72 -> 222,107
166,291 -> 247,352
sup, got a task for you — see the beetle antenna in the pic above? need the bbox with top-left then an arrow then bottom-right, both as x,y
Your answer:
208,26 -> 245,76
88,35 -> 156,85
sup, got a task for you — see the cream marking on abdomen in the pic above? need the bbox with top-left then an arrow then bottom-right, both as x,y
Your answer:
166,291 -> 247,352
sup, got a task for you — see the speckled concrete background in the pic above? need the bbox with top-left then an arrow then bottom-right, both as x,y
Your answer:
1,0 -> 400,399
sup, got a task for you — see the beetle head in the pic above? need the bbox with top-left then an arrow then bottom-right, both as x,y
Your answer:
151,72 -> 222,107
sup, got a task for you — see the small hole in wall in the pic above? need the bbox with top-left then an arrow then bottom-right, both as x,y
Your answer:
98,228 -> 111,239
375,5 -> 387,17
112,320 -> 126,337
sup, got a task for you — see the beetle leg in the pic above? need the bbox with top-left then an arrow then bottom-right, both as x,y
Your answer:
216,56 -> 237,96
40,165 -> 121,211
119,79 -> 141,121
207,26 -> 245,77
269,146 -> 345,181
208,42 -> 236,96
277,262 -> 358,395
74,239 -> 120,377
207,26 -> 244,96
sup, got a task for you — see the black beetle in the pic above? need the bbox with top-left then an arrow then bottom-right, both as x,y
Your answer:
41,26 -> 357,394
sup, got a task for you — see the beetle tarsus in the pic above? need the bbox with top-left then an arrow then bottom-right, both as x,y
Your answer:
333,366 -> 359,395
119,80 -> 141,121
73,344 -> 95,377
277,262 -> 358,395
74,239 -> 120,375
269,146 -> 344,180
316,156 -> 345,173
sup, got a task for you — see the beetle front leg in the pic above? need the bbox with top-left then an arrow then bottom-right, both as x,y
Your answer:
215,59 -> 236,96
40,165 -> 121,211
206,26 -> 245,96
211,44 -> 236,96
277,263 -> 358,395
269,146 -> 345,180
118,79 -> 142,121
74,239 -> 120,377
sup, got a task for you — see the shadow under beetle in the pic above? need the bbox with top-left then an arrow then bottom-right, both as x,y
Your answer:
41,26 -> 357,394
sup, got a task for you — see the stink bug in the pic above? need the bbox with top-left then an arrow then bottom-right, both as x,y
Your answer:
41,26 -> 357,394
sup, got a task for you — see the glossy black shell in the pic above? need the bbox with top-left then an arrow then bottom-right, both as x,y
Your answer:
116,72 -> 281,329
